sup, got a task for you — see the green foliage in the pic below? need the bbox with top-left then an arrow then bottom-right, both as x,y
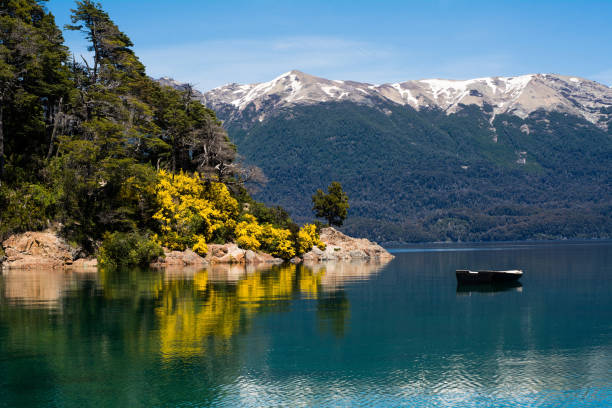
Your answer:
0,0 -> 71,179
249,201 -> 298,232
0,183 -> 57,238
98,231 -> 164,269
46,143 -> 159,248
312,182 -> 349,227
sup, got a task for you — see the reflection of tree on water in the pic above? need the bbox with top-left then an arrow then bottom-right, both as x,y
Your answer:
317,290 -> 350,338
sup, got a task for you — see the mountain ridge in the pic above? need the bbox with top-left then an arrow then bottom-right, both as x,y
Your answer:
200,70 -> 612,129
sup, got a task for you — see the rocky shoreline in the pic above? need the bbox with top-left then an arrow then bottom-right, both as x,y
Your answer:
0,228 -> 393,271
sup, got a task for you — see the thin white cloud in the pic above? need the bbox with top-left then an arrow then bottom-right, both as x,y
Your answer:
137,36 -> 396,90
136,37 -> 526,91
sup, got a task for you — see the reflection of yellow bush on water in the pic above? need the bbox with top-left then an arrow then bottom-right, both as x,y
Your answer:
156,264 -> 329,358
157,272 -> 242,359
237,265 -> 295,306
0,260 -> 386,360
299,266 -> 324,299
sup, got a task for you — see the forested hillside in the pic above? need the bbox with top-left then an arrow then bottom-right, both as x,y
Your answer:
223,100 -> 612,243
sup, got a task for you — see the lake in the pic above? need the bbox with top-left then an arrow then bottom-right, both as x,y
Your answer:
1,241 -> 611,407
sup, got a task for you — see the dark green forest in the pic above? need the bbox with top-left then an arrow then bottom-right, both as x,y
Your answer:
223,100 -> 612,243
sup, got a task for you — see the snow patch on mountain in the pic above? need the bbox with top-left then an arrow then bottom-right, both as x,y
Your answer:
195,70 -> 612,128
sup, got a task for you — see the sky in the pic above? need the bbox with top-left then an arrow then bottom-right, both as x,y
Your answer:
46,0 -> 612,91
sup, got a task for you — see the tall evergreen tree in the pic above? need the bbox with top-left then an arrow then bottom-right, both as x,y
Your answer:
0,0 -> 70,183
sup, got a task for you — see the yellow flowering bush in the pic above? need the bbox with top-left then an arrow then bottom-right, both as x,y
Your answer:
234,214 -> 296,259
260,224 -> 295,259
151,170 -> 321,260
235,214 -> 263,250
192,235 -> 208,256
153,170 -> 239,253
297,223 -> 326,254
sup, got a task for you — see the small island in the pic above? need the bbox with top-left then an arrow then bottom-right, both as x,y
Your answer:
0,1 -> 392,272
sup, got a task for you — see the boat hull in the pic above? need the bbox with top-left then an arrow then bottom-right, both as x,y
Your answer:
456,269 -> 522,284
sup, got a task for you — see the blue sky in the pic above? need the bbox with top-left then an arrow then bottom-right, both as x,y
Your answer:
46,0 -> 612,90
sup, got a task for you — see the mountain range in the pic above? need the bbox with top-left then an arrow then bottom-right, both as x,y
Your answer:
160,71 -> 612,243
201,70 -> 612,129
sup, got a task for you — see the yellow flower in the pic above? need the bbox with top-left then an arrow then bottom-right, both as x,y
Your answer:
192,235 -> 208,255
154,170 -> 239,251
297,223 -> 326,254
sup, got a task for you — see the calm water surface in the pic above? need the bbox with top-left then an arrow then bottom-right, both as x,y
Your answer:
0,241 -> 611,407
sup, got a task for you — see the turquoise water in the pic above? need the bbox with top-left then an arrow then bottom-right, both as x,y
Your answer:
0,241 -> 611,407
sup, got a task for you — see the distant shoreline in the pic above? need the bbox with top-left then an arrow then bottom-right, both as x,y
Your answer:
384,238 -> 612,251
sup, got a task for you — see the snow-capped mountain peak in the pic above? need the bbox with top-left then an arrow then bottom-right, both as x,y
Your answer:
198,71 -> 612,128
206,70 -> 377,111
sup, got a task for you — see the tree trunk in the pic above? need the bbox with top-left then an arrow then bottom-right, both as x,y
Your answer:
171,136 -> 176,173
91,21 -> 99,83
47,97 -> 63,160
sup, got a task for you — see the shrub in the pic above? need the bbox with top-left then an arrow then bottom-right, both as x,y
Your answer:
234,214 -> 296,259
98,231 -> 164,268
249,202 -> 298,232
0,184 -> 57,239
260,224 -> 295,259
235,214 -> 263,251
191,235 -> 208,256
153,170 -> 239,253
296,223 -> 326,255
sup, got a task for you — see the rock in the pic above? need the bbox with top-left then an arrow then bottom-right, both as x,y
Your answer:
312,228 -> 394,261
253,251 -> 284,264
151,248 -> 208,268
321,246 -> 339,261
302,245 -> 326,261
207,243 -> 245,264
67,258 -> 98,271
289,256 -> 302,264
310,246 -> 324,256
2,231 -> 75,269
245,250 -> 258,263
302,253 -> 317,261
153,243 -> 284,267
349,249 -> 367,258
206,243 -> 284,264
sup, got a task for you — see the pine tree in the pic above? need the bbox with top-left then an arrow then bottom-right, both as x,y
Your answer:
0,0 -> 70,183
